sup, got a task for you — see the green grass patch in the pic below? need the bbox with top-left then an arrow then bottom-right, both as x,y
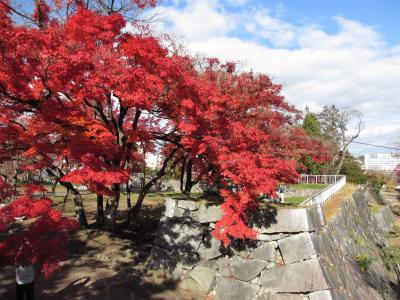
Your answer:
285,196 -> 308,204
382,246 -> 400,268
290,183 -> 328,190
368,203 -> 384,214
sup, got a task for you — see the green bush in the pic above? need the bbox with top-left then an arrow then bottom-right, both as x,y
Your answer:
355,254 -> 373,271
382,246 -> 400,268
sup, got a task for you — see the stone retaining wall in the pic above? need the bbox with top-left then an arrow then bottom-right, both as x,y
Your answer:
150,188 -> 398,299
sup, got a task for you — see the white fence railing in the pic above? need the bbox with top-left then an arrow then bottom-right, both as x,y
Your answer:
300,175 -> 346,206
299,174 -> 344,185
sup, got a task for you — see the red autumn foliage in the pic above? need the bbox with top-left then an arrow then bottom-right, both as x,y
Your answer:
0,178 -> 78,278
0,0 -> 330,275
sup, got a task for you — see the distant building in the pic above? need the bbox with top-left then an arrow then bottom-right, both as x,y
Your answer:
364,153 -> 400,171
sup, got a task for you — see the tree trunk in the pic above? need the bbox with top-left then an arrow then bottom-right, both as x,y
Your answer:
105,184 -> 120,232
335,146 -> 349,175
126,182 -> 132,224
12,160 -> 18,191
71,188 -> 88,228
59,182 -> 88,228
96,194 -> 105,226
179,159 -> 186,193
131,147 -> 179,225
131,190 -> 146,223
184,159 -> 193,196
62,188 -> 70,212
51,180 -> 57,194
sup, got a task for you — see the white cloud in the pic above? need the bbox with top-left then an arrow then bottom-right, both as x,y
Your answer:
153,1 -> 235,41
151,1 -> 400,154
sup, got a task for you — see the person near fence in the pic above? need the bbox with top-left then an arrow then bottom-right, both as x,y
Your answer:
278,184 -> 285,203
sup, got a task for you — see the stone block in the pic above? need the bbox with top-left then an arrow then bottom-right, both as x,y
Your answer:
198,205 -> 223,223
177,223 -> 204,251
149,246 -> 176,271
163,198 -> 199,220
230,256 -> 267,281
190,266 -> 216,293
154,220 -> 181,249
278,232 -> 317,264
255,209 -> 319,233
215,276 -> 260,300
257,233 -> 289,241
198,234 -> 222,260
177,200 -> 200,211
198,260 -> 218,270
266,262 -> 275,270
308,290 -> 333,300
308,204 -> 327,228
374,206 -> 394,232
217,256 -> 231,277
179,278 -> 206,299
250,241 -> 277,262
175,251 -> 200,269
266,294 -> 308,300
164,198 -> 177,218
259,259 -> 329,293
156,221 -> 204,254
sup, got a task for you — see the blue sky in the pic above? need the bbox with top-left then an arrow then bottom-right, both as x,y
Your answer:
153,0 -> 400,155
164,0 -> 400,46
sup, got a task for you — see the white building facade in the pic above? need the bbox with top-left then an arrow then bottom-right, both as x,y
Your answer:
364,153 -> 400,171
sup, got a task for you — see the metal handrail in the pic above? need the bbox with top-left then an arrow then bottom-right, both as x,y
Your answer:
300,175 -> 346,206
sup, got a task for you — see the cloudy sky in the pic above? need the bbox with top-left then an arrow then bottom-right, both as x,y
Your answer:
148,0 -> 400,155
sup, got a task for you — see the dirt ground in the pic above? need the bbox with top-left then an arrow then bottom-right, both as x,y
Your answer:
0,186 -> 204,300
322,183 -> 357,220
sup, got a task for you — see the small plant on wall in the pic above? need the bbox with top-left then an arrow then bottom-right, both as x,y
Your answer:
355,254 -> 373,271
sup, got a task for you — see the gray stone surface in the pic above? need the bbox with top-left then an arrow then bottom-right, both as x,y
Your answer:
250,241 -> 277,262
259,259 -> 329,293
150,246 -> 175,270
267,294 -> 308,300
189,266 -> 216,293
309,204 -> 327,227
177,200 -> 199,211
164,198 -> 177,218
231,248 -> 252,259
217,257 -> 231,277
175,251 -> 200,269
179,278 -> 206,299
198,234 -> 222,260
198,205 -> 223,223
152,193 -> 397,299
198,260 -> 218,270
257,233 -> 289,241
230,256 -> 267,281
255,209 -> 318,233
156,221 -> 203,253
278,232 -> 317,264
374,206 -> 394,232
308,290 -> 333,300
215,276 -> 260,300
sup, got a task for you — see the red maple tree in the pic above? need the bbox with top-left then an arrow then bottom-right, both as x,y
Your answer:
0,0 -> 329,279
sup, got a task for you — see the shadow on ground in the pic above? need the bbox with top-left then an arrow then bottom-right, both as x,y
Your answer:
0,204 -> 191,300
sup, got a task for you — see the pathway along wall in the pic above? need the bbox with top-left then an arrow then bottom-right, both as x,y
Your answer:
149,188 -> 398,299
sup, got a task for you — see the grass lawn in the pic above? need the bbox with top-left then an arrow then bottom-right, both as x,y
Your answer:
289,183 -> 328,190
284,196 -> 309,204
